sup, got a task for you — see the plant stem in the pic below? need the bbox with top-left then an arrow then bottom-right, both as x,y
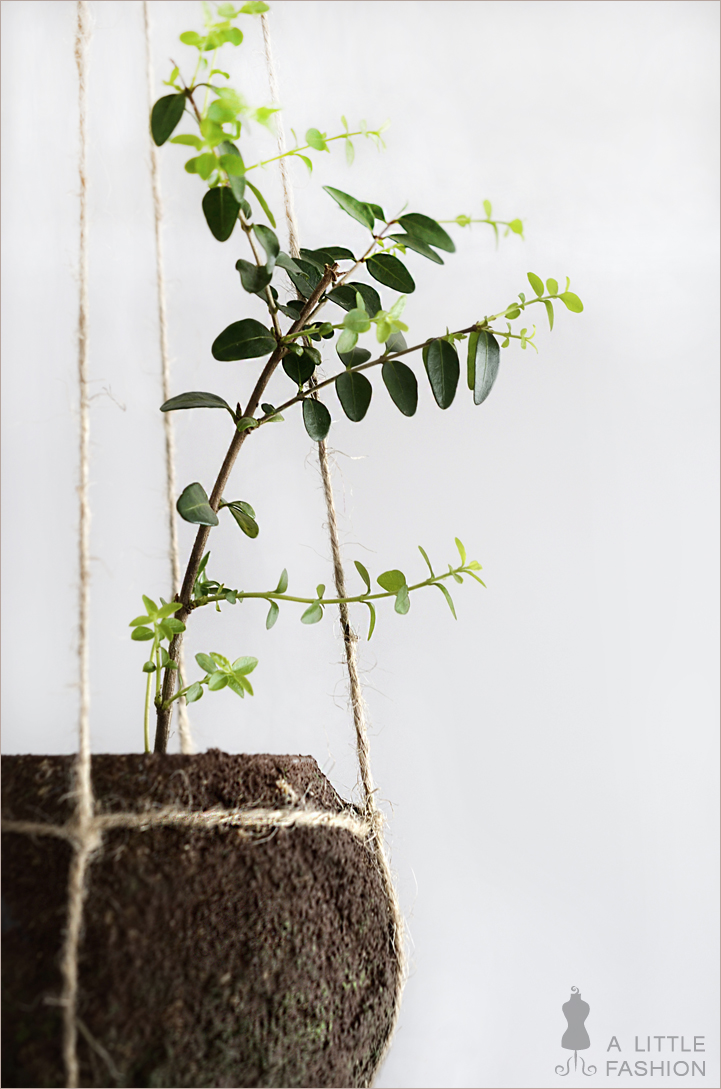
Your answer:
143,669 -> 153,754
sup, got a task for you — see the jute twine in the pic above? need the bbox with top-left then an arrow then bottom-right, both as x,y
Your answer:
1,5 -> 404,1086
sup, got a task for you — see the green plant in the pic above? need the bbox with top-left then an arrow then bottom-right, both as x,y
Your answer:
138,0 -> 583,753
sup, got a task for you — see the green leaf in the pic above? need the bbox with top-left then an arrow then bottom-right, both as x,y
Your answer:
377,569 -> 406,593
505,307 -> 521,320
483,199 -> 492,219
455,538 -> 467,565
142,660 -> 156,672
157,601 -> 183,618
282,349 -> 317,386
367,203 -> 386,223
382,360 -> 417,416
150,93 -> 186,146
301,602 -> 324,624
208,671 -> 229,691
275,569 -> 289,594
336,370 -> 372,422
546,278 -> 559,296
316,584 -> 326,600
424,339 -> 459,409
129,615 -> 152,627
354,560 -> 371,594
232,656 -> 258,675
254,224 -> 279,264
212,318 -> 276,361
559,291 -> 584,312
435,582 -> 457,619
185,682 -> 204,704
131,626 -> 154,641
142,595 -> 159,616
202,187 -> 240,241
544,300 -> 554,331
235,258 -> 272,294
343,307 -> 371,334
389,233 -> 444,264
195,652 -> 216,674
527,271 -> 545,297
240,1 -> 269,12
282,257 -> 320,299
385,331 -> 407,354
160,390 -> 234,415
210,652 -> 231,670
305,127 -> 328,151
235,416 -> 259,432
266,600 -> 280,629
162,617 -> 186,634
218,139 -> 245,200
303,245 -> 355,263
337,346 -> 371,368
394,585 -> 410,615
245,180 -> 276,227
226,503 -> 259,537
323,186 -> 375,230
365,600 -> 376,640
507,219 -> 524,235
336,329 -> 358,356
170,133 -> 203,149
176,482 -> 219,526
366,254 -> 415,293
179,30 -> 203,47
468,329 -> 500,406
302,398 -> 331,441
398,213 -> 455,253
418,545 -> 435,578
328,283 -> 382,317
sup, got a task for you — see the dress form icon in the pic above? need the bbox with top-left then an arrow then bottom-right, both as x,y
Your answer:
555,987 -> 596,1076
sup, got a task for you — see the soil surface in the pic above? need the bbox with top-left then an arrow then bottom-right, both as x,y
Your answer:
2,750 -> 398,1088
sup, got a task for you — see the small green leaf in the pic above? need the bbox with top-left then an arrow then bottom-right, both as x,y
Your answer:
398,213 -> 455,253
483,199 -> 492,219
301,602 -> 324,624
337,346 -> 371,368
527,271 -> 545,297
418,545 -> 435,578
382,360 -> 418,416
157,601 -> 183,618
343,307 -> 372,335
367,203 -> 386,223
336,370 -> 372,422
323,186 -> 374,230
240,1 -> 269,13
365,600 -> 376,640
185,682 -> 204,704
235,416 -> 259,432
546,278 -> 559,296
435,582 -> 457,619
235,258 -> 272,294
131,626 -> 154,641
507,219 -> 524,235
354,560 -> 371,594
208,671 -> 229,691
559,291 -> 583,312
150,93 -> 186,146
389,233 -> 443,264
455,538 -> 467,565
328,282 -> 382,317
253,224 -> 279,264
282,349 -> 317,386
179,30 -> 203,47
366,254 -> 415,293
196,652 -> 216,674
210,652 -> 231,671
212,318 -> 276,361
177,482 -> 219,526
162,618 -> 186,634
232,656 -> 258,675
305,127 -> 328,151
227,675 -> 249,697
302,398 -> 331,441
424,339 -> 459,409
142,595 -> 158,616
245,180 -> 276,227
394,585 -> 410,615
544,300 -> 554,331
275,569 -> 289,594
170,133 -> 203,149
505,307 -> 521,320
160,391 -> 233,415
385,331 -> 407,354
468,330 -> 500,406
202,187 -> 240,241
266,601 -> 280,629
129,615 -> 152,627
226,503 -> 259,537
377,569 -> 406,593
225,590 -> 237,604
316,584 -> 326,600
142,660 -> 156,673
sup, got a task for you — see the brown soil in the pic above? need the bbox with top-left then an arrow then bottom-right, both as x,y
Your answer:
2,750 -> 398,1088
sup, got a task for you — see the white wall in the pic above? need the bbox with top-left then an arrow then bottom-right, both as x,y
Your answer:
2,2 -> 718,1086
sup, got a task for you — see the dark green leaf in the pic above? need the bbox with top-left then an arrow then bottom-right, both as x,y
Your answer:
208,671 -> 229,691
366,254 -> 415,293
389,233 -> 444,264
176,482 -> 219,526
131,626 -> 154,641
142,660 -> 156,672
195,652 -> 216,674
385,331 -> 407,354
254,224 -> 279,264
150,93 -> 186,146
266,601 -> 279,629
302,398 -> 331,441
337,346 -> 371,368
336,370 -> 372,422
301,246 -> 355,264
301,602 -> 324,624
398,213 -> 455,253
235,258 -> 272,294
275,568 -> 289,594
467,330 -> 499,406
328,282 -> 381,316
283,348 -> 317,386
245,180 -> 276,227
559,291 -> 584,312
377,569 -> 406,593
527,271 -> 545,297
283,257 -> 321,300
424,339 -> 459,409
160,390 -> 234,415
367,203 -> 386,223
226,504 -> 259,538
202,187 -> 240,242
275,251 -> 304,274
212,318 -> 276,361
323,185 -> 374,230
354,560 -> 371,594
394,585 -> 410,614
365,600 -> 376,640
435,582 -> 457,619
382,360 -> 418,416
235,416 -> 259,432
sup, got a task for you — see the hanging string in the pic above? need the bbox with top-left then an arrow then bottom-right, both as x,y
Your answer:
142,0 -> 193,754
260,12 -> 406,1078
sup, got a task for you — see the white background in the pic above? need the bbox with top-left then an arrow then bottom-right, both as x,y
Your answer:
2,2 -> 718,1086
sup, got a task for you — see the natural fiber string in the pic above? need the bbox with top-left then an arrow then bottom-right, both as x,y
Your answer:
142,0 -> 193,754
260,12 -> 406,1079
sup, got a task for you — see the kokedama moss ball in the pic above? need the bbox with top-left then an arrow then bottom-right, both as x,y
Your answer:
2,751 -> 398,1088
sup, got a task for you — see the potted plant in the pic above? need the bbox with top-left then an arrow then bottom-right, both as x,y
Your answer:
1,3 -> 582,1087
